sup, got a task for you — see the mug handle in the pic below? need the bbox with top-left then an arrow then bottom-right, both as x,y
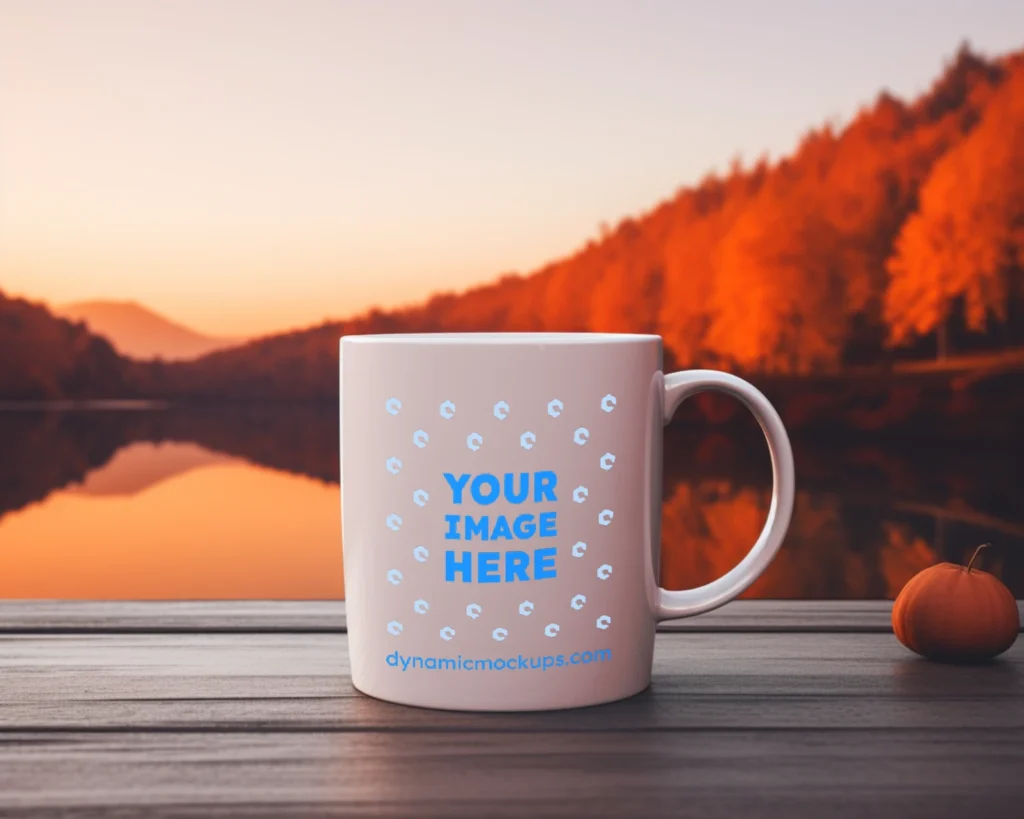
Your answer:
654,370 -> 796,620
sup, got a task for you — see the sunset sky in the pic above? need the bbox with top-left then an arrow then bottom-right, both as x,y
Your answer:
2,0 -> 1023,338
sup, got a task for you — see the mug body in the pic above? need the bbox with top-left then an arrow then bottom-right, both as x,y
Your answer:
341,333 -> 664,711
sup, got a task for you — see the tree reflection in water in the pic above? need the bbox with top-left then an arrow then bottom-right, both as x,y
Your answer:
0,407 -> 1020,598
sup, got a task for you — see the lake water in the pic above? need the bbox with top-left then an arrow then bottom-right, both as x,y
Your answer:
1,407 -> 1020,599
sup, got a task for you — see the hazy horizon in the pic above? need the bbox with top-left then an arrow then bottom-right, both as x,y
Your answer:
3,0 -> 1024,337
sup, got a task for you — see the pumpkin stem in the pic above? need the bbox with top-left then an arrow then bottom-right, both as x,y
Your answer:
966,543 -> 992,573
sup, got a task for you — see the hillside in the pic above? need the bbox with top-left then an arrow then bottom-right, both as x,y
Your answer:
0,291 -> 131,400
142,46 -> 1024,401
3,45 -> 1023,408
56,300 -> 240,361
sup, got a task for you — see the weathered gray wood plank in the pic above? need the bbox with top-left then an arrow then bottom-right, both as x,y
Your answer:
0,601 -> 348,633
2,599 -> 1020,634
1,612 -> 1022,817
0,729 -> 1021,818
1,633 -> 1021,732
0,599 -> 909,634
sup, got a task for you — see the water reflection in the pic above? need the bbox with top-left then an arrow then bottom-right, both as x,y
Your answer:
67,441 -> 232,497
0,407 -> 1019,599
0,440 -> 343,599
659,428 -> 1022,597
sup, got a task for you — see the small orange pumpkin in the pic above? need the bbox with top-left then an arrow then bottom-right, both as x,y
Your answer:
892,543 -> 1019,663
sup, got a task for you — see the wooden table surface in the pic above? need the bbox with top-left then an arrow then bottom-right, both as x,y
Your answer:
1,601 -> 1022,818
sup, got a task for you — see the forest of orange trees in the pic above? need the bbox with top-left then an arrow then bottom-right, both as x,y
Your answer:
1,46 -> 1022,410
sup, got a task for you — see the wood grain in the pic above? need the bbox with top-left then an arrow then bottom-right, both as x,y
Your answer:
0,601 -> 347,633
1,633 -> 1022,731
0,603 -> 1022,817
1,729 -> 1021,818
2,600 -> 1019,634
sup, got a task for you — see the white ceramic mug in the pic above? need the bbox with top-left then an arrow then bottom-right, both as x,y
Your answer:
340,333 -> 795,711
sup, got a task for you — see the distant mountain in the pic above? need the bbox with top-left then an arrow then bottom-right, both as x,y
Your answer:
56,300 -> 240,361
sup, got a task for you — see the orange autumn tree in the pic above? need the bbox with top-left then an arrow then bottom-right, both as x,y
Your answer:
700,51 -> 1000,375
704,130 -> 850,373
586,217 -> 666,334
658,164 -> 768,367
885,62 -> 1024,345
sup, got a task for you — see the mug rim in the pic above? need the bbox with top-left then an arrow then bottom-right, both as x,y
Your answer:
341,332 -> 661,345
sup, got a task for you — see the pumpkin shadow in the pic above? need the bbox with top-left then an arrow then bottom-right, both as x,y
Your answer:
890,653 -> 1021,701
